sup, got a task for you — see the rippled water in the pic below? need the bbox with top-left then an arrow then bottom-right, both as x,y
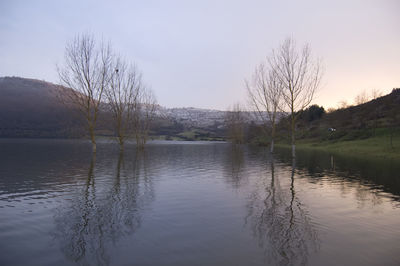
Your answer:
0,139 -> 399,266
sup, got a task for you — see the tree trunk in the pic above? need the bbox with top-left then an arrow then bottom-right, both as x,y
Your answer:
117,125 -> 124,151
270,139 -> 274,153
89,126 -> 97,153
117,119 -> 124,151
92,141 -> 97,153
291,115 -> 296,158
270,122 -> 276,153
136,134 -> 141,149
118,138 -> 124,151
291,143 -> 295,158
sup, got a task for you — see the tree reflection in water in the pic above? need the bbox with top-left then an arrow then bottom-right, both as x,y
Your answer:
53,150 -> 153,266
245,156 -> 319,265
224,144 -> 245,188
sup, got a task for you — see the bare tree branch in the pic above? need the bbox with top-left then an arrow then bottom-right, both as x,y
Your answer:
246,63 -> 283,152
57,33 -> 113,152
105,56 -> 142,150
268,38 -> 323,157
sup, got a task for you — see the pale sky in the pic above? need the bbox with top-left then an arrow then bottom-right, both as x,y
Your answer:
0,0 -> 399,110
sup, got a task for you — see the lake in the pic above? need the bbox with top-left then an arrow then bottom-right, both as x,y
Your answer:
0,139 -> 399,266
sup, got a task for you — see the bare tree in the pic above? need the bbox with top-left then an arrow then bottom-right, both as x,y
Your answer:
246,63 -> 283,152
58,34 -> 112,152
269,38 -> 322,157
337,100 -> 349,109
105,57 -> 142,150
326,107 -> 336,113
225,103 -> 245,144
371,88 -> 383,100
354,89 -> 370,105
133,87 -> 157,148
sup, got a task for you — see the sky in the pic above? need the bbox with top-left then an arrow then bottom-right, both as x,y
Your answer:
0,0 -> 399,110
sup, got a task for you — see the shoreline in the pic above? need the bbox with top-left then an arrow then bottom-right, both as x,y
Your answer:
275,135 -> 400,161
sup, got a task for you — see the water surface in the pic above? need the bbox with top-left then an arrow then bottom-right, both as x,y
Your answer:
0,139 -> 399,265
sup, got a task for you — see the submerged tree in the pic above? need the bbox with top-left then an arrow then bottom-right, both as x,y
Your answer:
225,103 -> 246,144
58,33 -> 113,152
105,57 -> 142,150
269,38 -> 322,157
246,63 -> 283,152
133,87 -> 157,148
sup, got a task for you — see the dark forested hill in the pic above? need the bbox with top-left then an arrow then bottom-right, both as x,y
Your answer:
276,88 -> 400,142
0,77 -> 85,137
324,88 -> 400,130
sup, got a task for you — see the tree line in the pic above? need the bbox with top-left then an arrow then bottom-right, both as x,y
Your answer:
57,33 -> 157,152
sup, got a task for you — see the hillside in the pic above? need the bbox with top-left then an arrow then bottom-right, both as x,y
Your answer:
324,89 -> 400,132
0,77 -> 85,137
270,88 -> 399,141
5,76 -> 396,144
0,77 -> 233,139
271,89 -> 400,159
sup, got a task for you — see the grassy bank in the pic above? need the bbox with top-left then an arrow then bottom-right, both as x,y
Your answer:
276,133 -> 400,160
